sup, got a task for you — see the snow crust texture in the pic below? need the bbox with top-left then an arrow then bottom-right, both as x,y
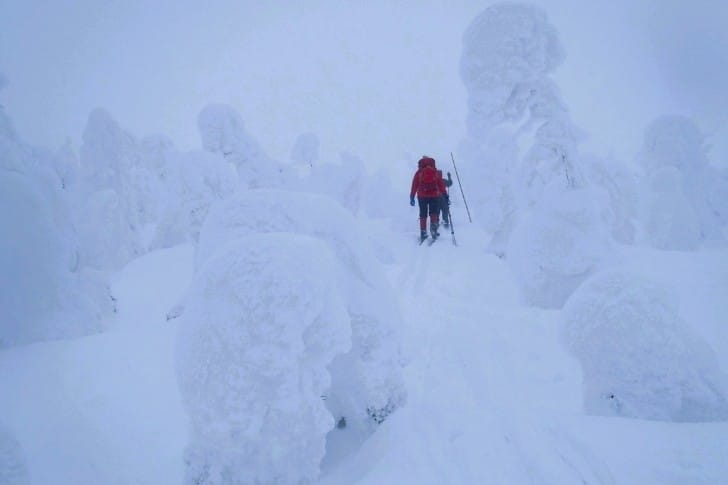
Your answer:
563,271 -> 728,422
176,233 -> 350,484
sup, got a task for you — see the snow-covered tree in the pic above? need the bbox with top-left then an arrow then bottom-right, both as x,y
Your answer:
196,189 -> 407,445
291,132 -> 319,169
75,108 -> 144,270
640,115 -> 725,247
507,183 -> 612,308
176,233 -> 351,484
309,151 -> 366,215
197,103 -> 280,189
460,4 -> 564,139
563,271 -> 728,422
461,3 -> 611,306
151,150 -> 237,249
52,138 -> 79,190
644,167 -> 702,250
0,106 -> 104,348
459,3 -> 578,244
582,153 -> 640,244
0,425 -> 29,485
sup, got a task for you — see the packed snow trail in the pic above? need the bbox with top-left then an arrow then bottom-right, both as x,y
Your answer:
322,224 -> 728,484
324,224 -> 600,483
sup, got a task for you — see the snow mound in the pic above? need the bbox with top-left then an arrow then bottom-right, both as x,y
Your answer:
507,185 -> 612,308
563,271 -> 728,422
197,189 -> 406,448
0,426 -> 29,485
176,233 -> 350,484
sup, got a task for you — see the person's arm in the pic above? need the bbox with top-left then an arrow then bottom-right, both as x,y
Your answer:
410,170 -> 420,199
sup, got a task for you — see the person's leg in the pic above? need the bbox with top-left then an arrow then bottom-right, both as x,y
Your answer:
428,197 -> 440,236
417,198 -> 428,238
440,195 -> 450,226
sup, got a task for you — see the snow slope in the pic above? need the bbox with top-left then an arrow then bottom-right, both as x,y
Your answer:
0,227 -> 726,483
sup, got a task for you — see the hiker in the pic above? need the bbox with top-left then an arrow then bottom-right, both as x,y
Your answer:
410,156 -> 446,241
438,170 -> 453,228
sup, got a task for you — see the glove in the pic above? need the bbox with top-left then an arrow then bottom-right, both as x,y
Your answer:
444,194 -> 450,205
410,196 -> 415,206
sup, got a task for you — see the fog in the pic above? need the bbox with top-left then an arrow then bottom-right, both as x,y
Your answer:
1,0 -> 726,170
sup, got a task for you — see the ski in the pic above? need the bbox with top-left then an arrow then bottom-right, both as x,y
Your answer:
427,235 -> 439,246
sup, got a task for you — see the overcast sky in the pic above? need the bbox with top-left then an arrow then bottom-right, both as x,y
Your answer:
1,0 -> 726,171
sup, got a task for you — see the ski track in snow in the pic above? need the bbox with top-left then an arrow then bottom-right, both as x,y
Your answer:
0,233 -> 727,483
323,224 -> 728,484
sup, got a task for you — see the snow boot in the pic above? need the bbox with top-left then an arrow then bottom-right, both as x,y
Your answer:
430,222 -> 440,238
420,231 -> 428,242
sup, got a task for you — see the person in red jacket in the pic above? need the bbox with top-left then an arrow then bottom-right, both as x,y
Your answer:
410,156 -> 446,241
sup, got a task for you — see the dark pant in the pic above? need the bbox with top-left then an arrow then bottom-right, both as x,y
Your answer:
439,195 -> 450,224
418,197 -> 440,232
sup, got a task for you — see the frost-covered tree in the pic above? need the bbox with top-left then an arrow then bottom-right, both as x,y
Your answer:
291,132 -> 319,169
460,4 -> 564,139
507,183 -> 612,308
582,153 -> 640,244
196,189 -> 406,449
197,103 -> 280,189
640,115 -> 725,247
309,151 -> 366,215
176,233 -> 350,484
0,425 -> 29,485
461,3 -> 611,306
0,105 -> 103,348
644,167 -> 702,250
706,166 -> 728,226
151,150 -> 237,249
459,4 -> 582,243
563,271 -> 728,422
75,109 -> 144,269
52,138 -> 79,190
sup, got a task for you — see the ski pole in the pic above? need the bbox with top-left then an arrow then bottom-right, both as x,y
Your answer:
450,152 -> 472,223
448,200 -> 457,246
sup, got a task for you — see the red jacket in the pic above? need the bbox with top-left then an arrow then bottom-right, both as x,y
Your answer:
411,156 -> 446,199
